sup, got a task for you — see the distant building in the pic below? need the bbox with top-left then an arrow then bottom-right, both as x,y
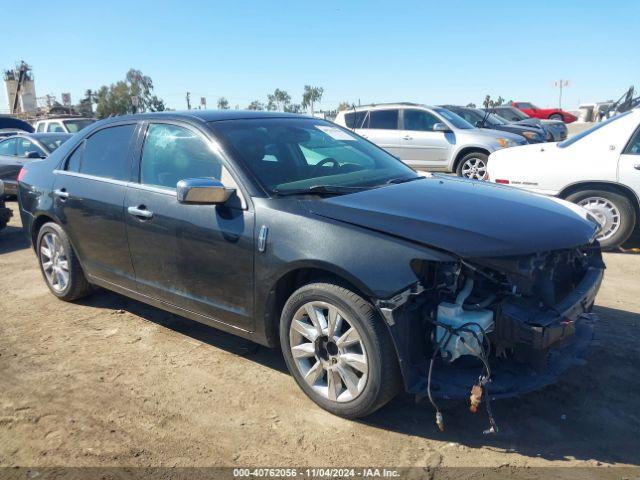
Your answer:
4,62 -> 37,114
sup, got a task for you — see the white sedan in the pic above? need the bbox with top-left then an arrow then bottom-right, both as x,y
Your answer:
487,109 -> 640,247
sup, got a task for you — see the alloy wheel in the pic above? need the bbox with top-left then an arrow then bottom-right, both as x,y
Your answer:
578,196 -> 621,241
289,301 -> 368,402
461,157 -> 487,180
39,232 -> 69,292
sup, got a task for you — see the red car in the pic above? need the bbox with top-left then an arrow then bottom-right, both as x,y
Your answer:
511,102 -> 577,123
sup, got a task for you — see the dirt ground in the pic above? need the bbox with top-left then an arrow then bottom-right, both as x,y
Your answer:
1,200 -> 639,474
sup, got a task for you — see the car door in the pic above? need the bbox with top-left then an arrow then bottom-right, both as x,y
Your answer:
358,109 -> 402,158
397,108 -> 451,168
125,121 -> 255,331
52,123 -> 138,289
618,125 -> 640,196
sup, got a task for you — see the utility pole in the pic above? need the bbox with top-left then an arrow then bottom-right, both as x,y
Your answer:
554,79 -> 569,108
186,92 -> 191,110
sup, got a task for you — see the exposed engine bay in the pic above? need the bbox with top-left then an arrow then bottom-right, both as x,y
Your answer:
376,244 -> 605,433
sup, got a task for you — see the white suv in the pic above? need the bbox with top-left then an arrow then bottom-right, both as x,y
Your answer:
487,109 -> 640,247
33,117 -> 95,134
334,103 -> 526,178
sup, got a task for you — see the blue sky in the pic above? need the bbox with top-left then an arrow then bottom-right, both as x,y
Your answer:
2,0 -> 638,112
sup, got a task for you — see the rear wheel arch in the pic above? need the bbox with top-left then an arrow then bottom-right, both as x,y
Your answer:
31,214 -> 57,248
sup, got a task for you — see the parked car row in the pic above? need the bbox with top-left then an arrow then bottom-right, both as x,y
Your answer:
333,103 -> 528,179
486,106 -> 568,142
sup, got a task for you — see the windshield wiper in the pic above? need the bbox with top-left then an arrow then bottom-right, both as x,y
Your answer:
384,176 -> 425,185
271,185 -> 370,197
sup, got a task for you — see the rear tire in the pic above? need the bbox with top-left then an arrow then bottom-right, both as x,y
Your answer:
456,152 -> 488,180
566,188 -> 636,248
280,282 -> 400,418
36,222 -> 93,301
549,113 -> 563,121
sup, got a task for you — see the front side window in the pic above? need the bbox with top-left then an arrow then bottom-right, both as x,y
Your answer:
368,110 -> 399,130
36,123 -> 45,132
516,102 -> 535,109
211,118 -> 418,195
403,109 -> 441,131
433,107 -> 473,129
16,139 -> 44,157
0,138 -> 17,156
140,123 -> 224,190
80,124 -> 135,180
47,122 -> 65,133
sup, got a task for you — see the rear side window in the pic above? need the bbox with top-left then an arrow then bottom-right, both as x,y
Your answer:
369,110 -> 399,130
344,111 -> 369,129
65,142 -> 84,172
79,124 -> 135,180
140,123 -> 223,190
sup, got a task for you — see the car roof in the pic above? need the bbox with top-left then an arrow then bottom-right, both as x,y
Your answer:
35,117 -> 95,122
344,103 -> 436,112
95,110 -> 308,125
29,133 -> 74,140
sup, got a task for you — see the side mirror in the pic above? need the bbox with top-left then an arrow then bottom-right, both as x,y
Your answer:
176,178 -> 236,205
25,151 -> 44,159
433,122 -> 451,133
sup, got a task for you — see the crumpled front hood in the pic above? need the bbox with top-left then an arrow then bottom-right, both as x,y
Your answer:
304,176 -> 599,258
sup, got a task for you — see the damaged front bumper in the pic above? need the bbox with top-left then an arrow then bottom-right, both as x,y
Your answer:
377,247 -> 605,400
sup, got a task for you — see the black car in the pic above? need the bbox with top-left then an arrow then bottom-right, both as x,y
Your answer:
442,106 -> 546,143
18,111 -> 604,423
486,106 -> 568,141
0,133 -> 72,196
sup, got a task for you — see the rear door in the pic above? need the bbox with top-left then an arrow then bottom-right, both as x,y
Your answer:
52,123 -> 138,289
359,109 -> 402,157
398,108 -> 451,169
618,125 -> 640,197
125,121 -> 255,330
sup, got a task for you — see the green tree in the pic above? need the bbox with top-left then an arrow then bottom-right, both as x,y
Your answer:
302,85 -> 324,115
284,103 -> 303,113
247,100 -> 265,111
337,101 -> 353,111
267,88 -> 291,111
466,102 -> 476,108
483,95 -> 506,109
217,97 -> 230,109
94,69 -> 165,118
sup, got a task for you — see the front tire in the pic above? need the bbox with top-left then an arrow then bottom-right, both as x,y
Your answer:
280,282 -> 400,418
566,188 -> 636,248
456,152 -> 488,179
549,113 -> 564,121
37,222 -> 93,301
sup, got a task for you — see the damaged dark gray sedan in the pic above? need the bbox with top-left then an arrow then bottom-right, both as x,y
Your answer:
18,111 -> 604,426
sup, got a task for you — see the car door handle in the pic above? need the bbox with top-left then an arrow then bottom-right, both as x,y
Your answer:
127,205 -> 154,219
402,135 -> 413,140
53,188 -> 69,200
